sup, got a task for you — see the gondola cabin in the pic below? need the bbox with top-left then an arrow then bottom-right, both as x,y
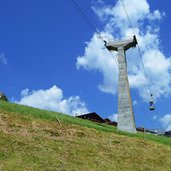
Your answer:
149,99 -> 155,110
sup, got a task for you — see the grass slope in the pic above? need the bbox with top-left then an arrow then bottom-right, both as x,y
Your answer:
1,100 -> 171,171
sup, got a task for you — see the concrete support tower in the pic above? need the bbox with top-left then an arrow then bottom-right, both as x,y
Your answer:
106,36 -> 137,133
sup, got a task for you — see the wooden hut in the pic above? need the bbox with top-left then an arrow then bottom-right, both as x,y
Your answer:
104,118 -> 117,126
76,112 -> 105,123
164,131 -> 171,137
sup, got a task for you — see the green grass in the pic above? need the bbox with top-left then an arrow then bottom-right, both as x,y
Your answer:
1,100 -> 171,170
0,100 -> 170,147
0,100 -> 117,132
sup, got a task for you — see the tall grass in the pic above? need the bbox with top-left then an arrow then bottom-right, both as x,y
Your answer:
0,100 -> 171,147
0,100 -> 117,132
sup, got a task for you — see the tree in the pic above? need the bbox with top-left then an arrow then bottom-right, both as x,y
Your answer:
0,92 -> 8,102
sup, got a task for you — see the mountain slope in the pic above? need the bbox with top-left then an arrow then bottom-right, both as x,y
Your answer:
1,100 -> 171,171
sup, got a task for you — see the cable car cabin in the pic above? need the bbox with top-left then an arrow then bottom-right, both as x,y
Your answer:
149,99 -> 155,110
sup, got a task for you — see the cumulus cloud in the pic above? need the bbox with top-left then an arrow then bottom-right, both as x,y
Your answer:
76,32 -> 118,94
152,115 -> 158,120
77,0 -> 171,101
128,48 -> 171,100
93,0 -> 150,35
15,85 -> 89,116
159,114 -> 171,131
0,53 -> 7,65
133,100 -> 137,105
108,113 -> 118,122
92,0 -> 165,35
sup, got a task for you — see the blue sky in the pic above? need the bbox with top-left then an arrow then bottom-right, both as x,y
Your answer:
0,0 -> 171,131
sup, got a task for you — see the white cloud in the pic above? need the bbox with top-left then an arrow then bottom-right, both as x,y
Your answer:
148,10 -> 165,21
21,88 -> 29,96
15,85 -> 89,116
159,114 -> 171,131
152,115 -> 158,120
128,48 -> 171,100
92,0 -> 164,35
108,113 -> 118,122
0,53 -> 7,65
133,100 -> 137,105
77,0 -> 171,101
76,32 -> 118,94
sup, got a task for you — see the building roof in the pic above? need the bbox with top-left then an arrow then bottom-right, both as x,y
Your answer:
164,131 -> 171,137
77,112 -> 105,123
104,118 -> 111,123
136,127 -> 145,132
107,121 -> 117,126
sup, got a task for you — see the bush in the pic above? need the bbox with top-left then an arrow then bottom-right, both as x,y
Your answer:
0,92 -> 8,101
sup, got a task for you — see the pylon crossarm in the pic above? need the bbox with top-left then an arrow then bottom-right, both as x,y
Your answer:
105,36 -> 137,51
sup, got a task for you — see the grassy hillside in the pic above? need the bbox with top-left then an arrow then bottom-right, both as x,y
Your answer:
1,100 -> 171,171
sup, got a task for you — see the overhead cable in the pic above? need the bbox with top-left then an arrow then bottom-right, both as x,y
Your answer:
121,0 -> 161,122
68,0 -> 118,64
69,0 -> 100,35
120,0 -> 153,96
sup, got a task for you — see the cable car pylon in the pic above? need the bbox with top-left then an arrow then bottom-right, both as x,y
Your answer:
105,35 -> 137,133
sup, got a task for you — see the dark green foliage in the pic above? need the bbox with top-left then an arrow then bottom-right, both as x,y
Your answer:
0,92 -> 8,101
